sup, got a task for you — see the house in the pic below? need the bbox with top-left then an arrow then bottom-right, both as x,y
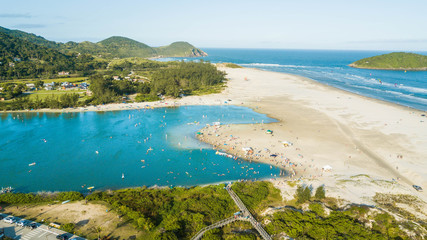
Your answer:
58,71 -> 70,76
43,82 -> 55,90
86,90 -> 93,96
13,57 -> 21,62
113,76 -> 121,80
79,82 -> 88,89
9,62 -> 15,67
26,83 -> 35,90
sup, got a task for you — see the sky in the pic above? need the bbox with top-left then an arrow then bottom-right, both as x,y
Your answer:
1,0 -> 427,51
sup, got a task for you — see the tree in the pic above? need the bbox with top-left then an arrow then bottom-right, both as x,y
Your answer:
34,80 -> 44,90
315,185 -> 326,200
296,185 -> 311,203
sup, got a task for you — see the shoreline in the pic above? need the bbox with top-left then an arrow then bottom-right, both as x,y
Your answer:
2,67 -> 427,205
2,66 -> 427,115
192,66 -> 427,205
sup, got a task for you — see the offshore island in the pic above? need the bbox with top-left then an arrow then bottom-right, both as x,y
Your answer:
349,52 -> 427,71
1,26 -> 427,239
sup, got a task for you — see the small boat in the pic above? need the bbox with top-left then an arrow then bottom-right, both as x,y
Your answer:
29,162 -> 36,166
122,173 -> 125,179
87,186 -> 94,190
1,186 -> 14,193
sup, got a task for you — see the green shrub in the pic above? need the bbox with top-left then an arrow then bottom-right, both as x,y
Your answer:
224,63 -> 242,68
309,203 -> 324,217
135,93 -> 160,102
60,223 -> 75,233
56,191 -> 84,201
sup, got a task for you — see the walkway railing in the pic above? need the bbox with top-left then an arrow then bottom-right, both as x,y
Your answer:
190,216 -> 248,240
190,184 -> 273,240
226,185 -> 272,240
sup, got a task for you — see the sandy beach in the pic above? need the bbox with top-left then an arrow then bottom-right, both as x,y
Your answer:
192,67 -> 427,207
7,66 -> 427,208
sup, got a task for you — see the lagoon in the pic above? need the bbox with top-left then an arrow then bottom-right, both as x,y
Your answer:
0,106 -> 280,192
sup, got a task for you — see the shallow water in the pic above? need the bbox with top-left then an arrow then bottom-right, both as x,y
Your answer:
0,105 -> 280,192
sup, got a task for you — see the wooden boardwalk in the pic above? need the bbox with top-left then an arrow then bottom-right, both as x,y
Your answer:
191,184 -> 272,240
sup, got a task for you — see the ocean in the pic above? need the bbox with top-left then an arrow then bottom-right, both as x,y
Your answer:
159,49 -> 427,111
0,106 -> 280,192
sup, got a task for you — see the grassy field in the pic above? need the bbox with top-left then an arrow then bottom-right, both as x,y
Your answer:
24,89 -> 87,100
3,77 -> 88,84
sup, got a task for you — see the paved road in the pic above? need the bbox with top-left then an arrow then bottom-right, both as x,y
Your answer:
0,214 -> 85,240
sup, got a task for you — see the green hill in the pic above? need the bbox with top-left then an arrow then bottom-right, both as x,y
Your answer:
155,41 -> 207,57
97,36 -> 156,58
0,32 -> 73,79
0,26 -> 61,50
0,26 -> 207,59
349,52 -> 427,70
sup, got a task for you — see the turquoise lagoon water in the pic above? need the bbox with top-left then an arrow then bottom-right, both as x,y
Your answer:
0,106 -> 280,193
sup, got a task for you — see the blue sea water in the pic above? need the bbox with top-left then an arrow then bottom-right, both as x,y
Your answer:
160,49 -> 427,111
0,106 -> 280,193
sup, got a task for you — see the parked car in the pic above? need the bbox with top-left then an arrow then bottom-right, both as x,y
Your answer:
3,216 -> 15,224
27,223 -> 38,230
56,233 -> 69,240
16,219 -> 27,227
413,185 -> 423,191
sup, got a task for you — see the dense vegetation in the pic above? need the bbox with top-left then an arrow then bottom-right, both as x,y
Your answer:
86,185 -> 238,239
0,27 -> 219,111
350,52 -> 427,70
0,94 -> 81,111
0,32 -> 108,79
266,206 -> 390,239
0,26 -> 60,50
1,182 -> 424,239
0,60 -> 225,110
0,32 -> 72,79
0,191 -> 83,204
233,181 -> 281,214
150,61 -> 226,97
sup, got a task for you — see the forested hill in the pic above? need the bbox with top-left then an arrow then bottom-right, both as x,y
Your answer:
0,26 -> 207,58
66,36 -> 156,58
349,52 -> 427,70
0,32 -> 108,79
62,37 -> 207,58
155,41 -> 207,57
0,32 -> 74,79
0,26 -> 61,50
